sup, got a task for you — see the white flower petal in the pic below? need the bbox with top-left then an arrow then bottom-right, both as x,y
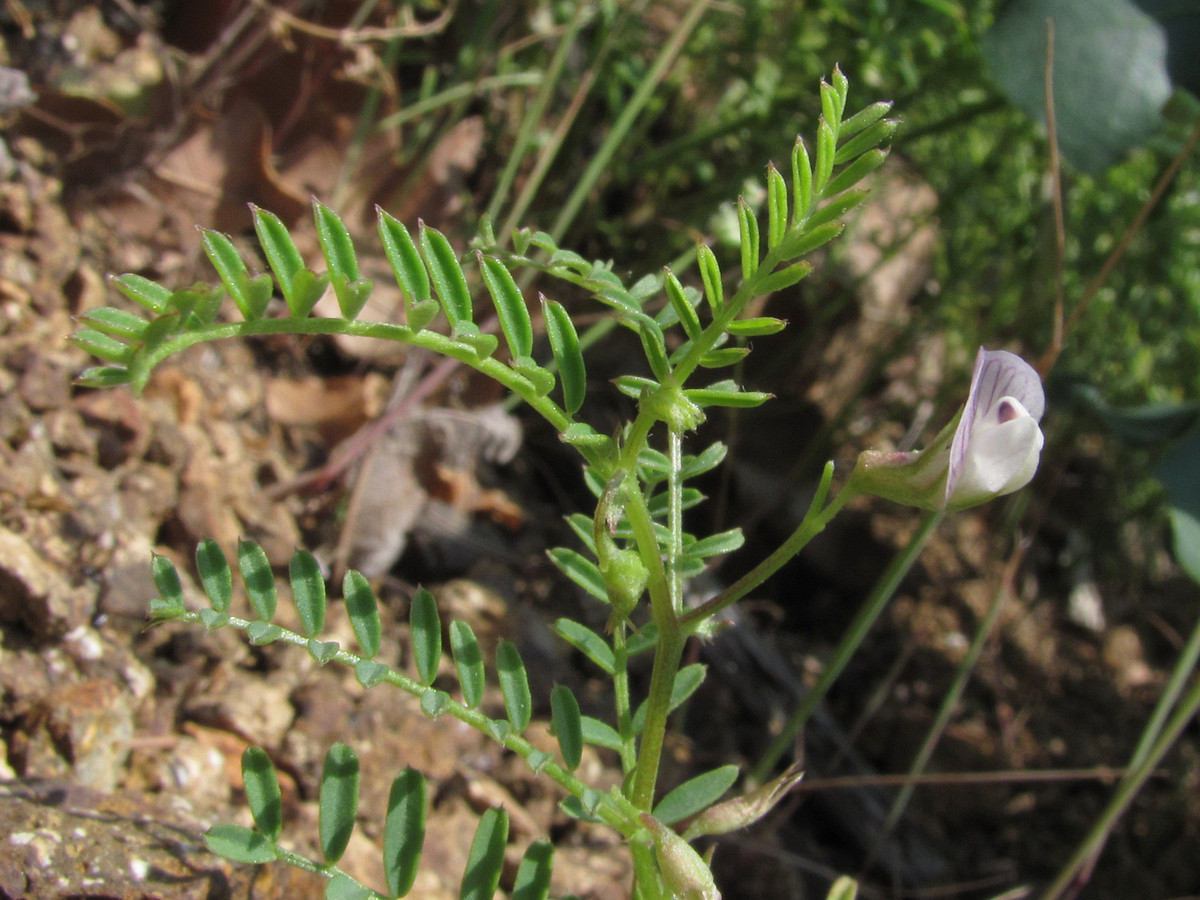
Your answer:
950,399 -> 1044,507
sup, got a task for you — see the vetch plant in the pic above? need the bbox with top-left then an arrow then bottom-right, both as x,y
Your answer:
71,70 -> 1040,899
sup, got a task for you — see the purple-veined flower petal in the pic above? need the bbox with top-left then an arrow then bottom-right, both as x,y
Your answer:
947,348 -> 1045,507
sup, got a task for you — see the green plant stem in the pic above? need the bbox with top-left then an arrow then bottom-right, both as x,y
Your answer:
629,624 -> 688,811
667,427 -> 685,612
129,316 -> 572,434
751,510 -> 944,783
611,625 -> 637,773
1040,668 -> 1200,900
376,72 -> 544,131
680,461 -> 848,630
270,844 -> 385,898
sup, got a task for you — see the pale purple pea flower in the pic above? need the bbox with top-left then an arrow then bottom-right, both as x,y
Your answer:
852,348 -> 1045,511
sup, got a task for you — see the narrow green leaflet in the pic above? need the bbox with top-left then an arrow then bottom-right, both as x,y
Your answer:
682,527 -> 745,561
792,137 -> 813,220
112,272 -> 171,314
663,269 -> 702,340
195,539 -> 232,613
241,747 -> 282,840
496,640 -> 532,734
834,115 -> 897,163
314,200 -> 373,319
69,328 -> 131,363
728,316 -> 786,337
377,209 -> 432,309
512,840 -> 554,900
449,619 -> 486,709
201,229 -> 260,320
79,307 -> 147,341
151,554 -> 184,611
766,163 -> 788,250
653,764 -> 739,826
738,198 -> 760,281
580,716 -> 623,753
553,618 -> 615,674
419,223 -> 472,329
459,808 -> 509,900
384,767 -> 426,898
238,539 -> 277,620
289,549 -> 326,637
478,253 -> 533,359
824,148 -> 887,197
318,743 -> 359,864
410,587 -> 442,685
342,570 -> 381,659
205,824 -> 277,864
547,547 -> 608,603
697,245 -> 723,313
251,204 -> 328,318
325,874 -> 374,900
542,298 -> 585,415
550,684 -> 584,771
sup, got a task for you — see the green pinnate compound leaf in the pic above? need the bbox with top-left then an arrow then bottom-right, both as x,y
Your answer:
478,253 -> 533,359
766,163 -> 788,250
496,640 -> 532,734
550,685 -> 583,771
653,764 -> 739,826
112,272 -> 171,314
419,223 -> 472,328
237,539 -> 276,620
151,554 -> 184,610
69,328 -> 131,363
342,570 -> 381,659
824,148 -> 888,197
241,747 -> 282,840
664,269 -> 702,340
195,539 -> 232,612
541,298 -> 585,416
449,619 -> 485,709
409,587 -> 442,685
205,824 -> 277,864
553,618 -> 615,674
459,808 -> 509,900
697,245 -> 723,313
512,840 -> 554,900
289,549 -> 326,637
319,743 -> 359,864
384,768 -> 427,897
